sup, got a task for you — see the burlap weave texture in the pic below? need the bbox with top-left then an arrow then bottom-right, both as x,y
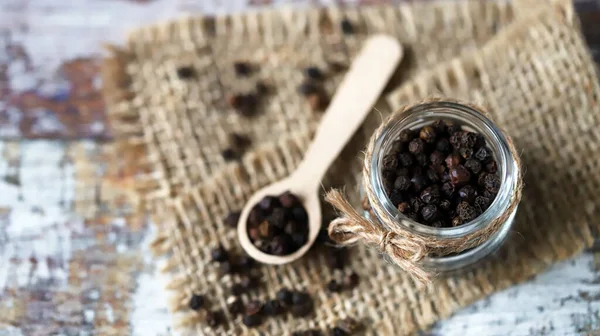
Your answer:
102,1 -> 599,335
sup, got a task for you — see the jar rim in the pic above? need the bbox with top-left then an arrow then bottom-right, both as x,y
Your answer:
369,101 -> 519,238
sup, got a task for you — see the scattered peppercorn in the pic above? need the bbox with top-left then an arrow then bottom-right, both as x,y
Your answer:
247,192 -> 309,255
255,81 -> 269,94
344,272 -> 360,289
276,288 -> 293,306
206,310 -> 224,327
176,66 -> 195,79
224,211 -> 241,228
263,299 -> 285,316
304,66 -> 324,80
326,279 -> 342,292
233,61 -> 252,76
340,18 -> 354,34
298,81 -> 320,96
211,244 -> 229,262
381,120 -> 500,227
189,294 -> 204,311
222,148 -> 237,161
242,314 -> 262,327
307,92 -> 329,112
227,296 -> 244,315
229,133 -> 251,150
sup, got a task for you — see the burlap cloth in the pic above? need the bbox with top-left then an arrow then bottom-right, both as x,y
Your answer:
102,0 -> 600,334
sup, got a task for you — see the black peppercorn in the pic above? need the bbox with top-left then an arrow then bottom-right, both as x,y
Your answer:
399,129 -> 416,143
459,147 -> 473,159
419,125 -> 437,143
409,197 -> 423,212
246,300 -> 263,316
485,160 -> 498,173
344,272 -> 360,288
420,185 -> 441,204
230,133 -> 251,150
189,294 -> 204,311
475,195 -> 492,212
397,202 -> 410,214
276,288 -> 293,305
439,199 -> 452,210
304,66 -> 324,80
227,296 -> 244,315
298,81 -> 320,96
255,81 -> 269,94
461,132 -> 478,148
279,191 -> 300,208
464,159 -> 482,174
483,174 -> 501,193
426,167 -> 440,183
408,138 -> 425,154
449,165 -> 471,186
211,244 -> 229,262
222,148 -> 237,161
457,201 -> 478,222
421,205 -> 438,222
327,280 -> 342,293
458,185 -> 478,203
176,66 -> 195,79
220,260 -> 237,274
234,61 -> 252,76
430,151 -> 445,166
436,138 -> 451,153
224,211 -> 241,228
340,18 -> 354,34
231,283 -> 245,296
445,153 -> 462,168
475,146 -> 492,161
410,174 -> 427,192
383,154 -> 398,171
398,153 -> 414,167
442,182 -> 455,197
394,176 -> 411,191
263,299 -> 285,316
242,314 -> 262,327
206,310 -> 224,327
292,291 -> 311,305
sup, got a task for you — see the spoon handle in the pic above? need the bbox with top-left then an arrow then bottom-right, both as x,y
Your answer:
293,35 -> 403,186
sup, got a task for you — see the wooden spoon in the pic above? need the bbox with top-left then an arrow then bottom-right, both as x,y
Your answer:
238,35 -> 403,264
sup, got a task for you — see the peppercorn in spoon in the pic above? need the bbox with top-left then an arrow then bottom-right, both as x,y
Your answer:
238,35 -> 403,264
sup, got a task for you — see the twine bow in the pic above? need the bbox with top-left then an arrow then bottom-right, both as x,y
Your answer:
325,189 -> 432,284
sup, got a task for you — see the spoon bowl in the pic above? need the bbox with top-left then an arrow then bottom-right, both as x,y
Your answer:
237,176 -> 322,264
237,35 -> 403,264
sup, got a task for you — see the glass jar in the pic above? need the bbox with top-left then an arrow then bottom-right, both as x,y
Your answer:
364,101 -> 521,273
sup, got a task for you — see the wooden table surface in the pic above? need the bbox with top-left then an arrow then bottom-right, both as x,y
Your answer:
0,1 -> 599,335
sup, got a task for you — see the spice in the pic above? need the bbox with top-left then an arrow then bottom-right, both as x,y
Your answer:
224,211 -> 241,228
233,61 -> 252,76
227,296 -> 244,315
211,244 -> 229,262
304,66 -> 324,80
188,294 -> 205,311
344,272 -> 360,289
206,310 -> 224,327
326,279 -> 342,292
263,299 -> 285,316
298,81 -> 320,96
276,288 -> 293,306
176,66 -> 195,79
340,18 -> 354,35
308,92 -> 328,112
242,314 -> 262,327
381,120 -> 500,227
247,191 -> 309,255
221,148 -> 237,161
